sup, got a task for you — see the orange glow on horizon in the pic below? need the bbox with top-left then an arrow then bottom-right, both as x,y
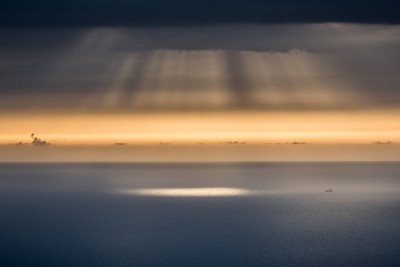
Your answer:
1,109 -> 400,145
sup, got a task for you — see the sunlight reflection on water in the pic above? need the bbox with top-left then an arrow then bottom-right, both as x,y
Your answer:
117,187 -> 252,197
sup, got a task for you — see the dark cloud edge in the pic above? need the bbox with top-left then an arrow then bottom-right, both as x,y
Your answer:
1,18 -> 399,28
1,1 -> 400,27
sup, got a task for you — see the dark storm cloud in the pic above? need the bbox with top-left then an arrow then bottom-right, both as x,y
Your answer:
0,0 -> 400,27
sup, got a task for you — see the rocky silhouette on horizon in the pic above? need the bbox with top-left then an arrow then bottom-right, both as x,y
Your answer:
31,133 -> 50,146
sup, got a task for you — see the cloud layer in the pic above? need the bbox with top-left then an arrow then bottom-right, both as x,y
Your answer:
1,24 -> 400,111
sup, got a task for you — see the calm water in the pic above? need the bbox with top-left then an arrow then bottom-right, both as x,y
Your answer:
1,162 -> 400,267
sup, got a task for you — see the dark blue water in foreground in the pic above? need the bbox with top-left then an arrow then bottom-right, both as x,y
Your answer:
1,162 -> 400,267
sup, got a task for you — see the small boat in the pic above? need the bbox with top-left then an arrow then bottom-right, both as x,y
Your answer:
325,189 -> 333,192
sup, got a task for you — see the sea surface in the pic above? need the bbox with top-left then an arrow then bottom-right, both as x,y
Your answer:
1,162 -> 400,267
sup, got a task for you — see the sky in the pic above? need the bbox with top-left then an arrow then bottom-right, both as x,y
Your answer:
1,1 -> 400,161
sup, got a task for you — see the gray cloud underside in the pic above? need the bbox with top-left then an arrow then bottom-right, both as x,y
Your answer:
1,24 -> 400,111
